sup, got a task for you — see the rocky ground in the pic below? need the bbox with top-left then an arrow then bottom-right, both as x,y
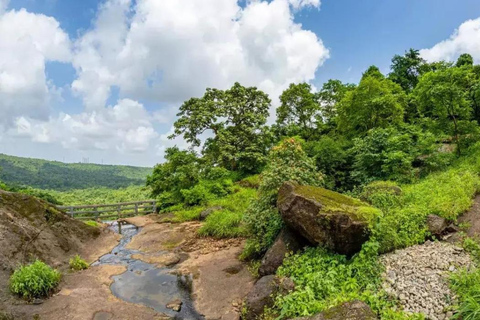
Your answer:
380,241 -> 473,320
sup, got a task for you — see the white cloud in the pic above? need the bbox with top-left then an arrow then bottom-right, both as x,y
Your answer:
421,18 -> 480,63
12,99 -> 158,154
72,0 -> 329,108
0,8 -> 71,128
288,0 -> 320,10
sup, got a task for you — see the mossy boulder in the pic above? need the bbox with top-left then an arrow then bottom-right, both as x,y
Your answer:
277,182 -> 380,256
293,300 -> 376,320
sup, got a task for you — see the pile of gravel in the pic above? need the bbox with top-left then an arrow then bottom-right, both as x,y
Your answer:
380,241 -> 473,320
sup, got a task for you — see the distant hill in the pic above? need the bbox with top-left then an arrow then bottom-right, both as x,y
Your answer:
0,154 -> 152,191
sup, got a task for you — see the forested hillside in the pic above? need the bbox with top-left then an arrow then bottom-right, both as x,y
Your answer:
0,154 -> 151,191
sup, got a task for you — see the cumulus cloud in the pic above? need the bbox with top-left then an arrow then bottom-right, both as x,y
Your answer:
421,18 -> 480,63
72,0 -> 329,108
0,8 -> 71,128
12,99 -> 158,153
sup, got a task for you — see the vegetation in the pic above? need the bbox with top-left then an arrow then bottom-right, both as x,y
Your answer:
9,260 -> 61,300
69,255 -> 89,271
0,153 -> 150,191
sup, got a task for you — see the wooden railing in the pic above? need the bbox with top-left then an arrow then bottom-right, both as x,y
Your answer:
57,200 -> 156,221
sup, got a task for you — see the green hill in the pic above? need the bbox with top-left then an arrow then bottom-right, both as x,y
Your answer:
0,154 -> 152,191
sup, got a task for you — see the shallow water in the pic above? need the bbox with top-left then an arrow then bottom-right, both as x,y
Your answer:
93,222 -> 203,320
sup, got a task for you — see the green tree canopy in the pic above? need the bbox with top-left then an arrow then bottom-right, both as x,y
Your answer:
317,80 -> 355,126
337,69 -> 407,136
170,82 -> 271,173
389,48 -> 428,92
456,53 -> 474,67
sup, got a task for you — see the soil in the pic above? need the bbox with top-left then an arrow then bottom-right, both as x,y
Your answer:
458,194 -> 480,239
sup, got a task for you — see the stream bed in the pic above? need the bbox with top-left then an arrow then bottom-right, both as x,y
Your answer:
93,222 -> 203,320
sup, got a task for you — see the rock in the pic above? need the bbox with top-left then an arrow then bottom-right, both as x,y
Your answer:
244,275 -> 278,320
277,182 -> 377,256
258,228 -> 306,276
277,277 -> 295,294
199,206 -> 223,221
223,263 -> 244,275
32,298 -> 44,305
166,299 -> 183,312
293,300 -> 376,320
427,214 -> 449,237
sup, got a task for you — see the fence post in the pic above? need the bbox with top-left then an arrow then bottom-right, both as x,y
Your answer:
135,203 -> 138,215
69,206 -> 74,218
117,205 -> 122,220
94,206 -> 99,220
152,200 -> 157,214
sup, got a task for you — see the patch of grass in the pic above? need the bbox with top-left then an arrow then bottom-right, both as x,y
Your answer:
463,237 -> 480,264
450,268 -> 480,320
173,207 -> 204,222
69,255 -> 89,271
10,260 -> 61,300
84,220 -> 99,227
198,209 -> 245,238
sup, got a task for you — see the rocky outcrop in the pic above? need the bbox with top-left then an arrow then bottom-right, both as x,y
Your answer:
258,228 -> 306,277
277,182 -> 378,256
426,214 -> 449,237
293,300 -> 376,320
244,275 -> 278,320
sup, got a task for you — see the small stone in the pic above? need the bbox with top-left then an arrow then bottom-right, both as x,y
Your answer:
32,298 -> 43,305
166,299 -> 182,312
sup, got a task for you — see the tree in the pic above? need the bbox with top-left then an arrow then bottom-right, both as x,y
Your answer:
414,67 -> 472,154
456,53 -> 474,67
146,147 -> 201,207
317,80 -> 355,126
337,69 -> 407,136
276,83 -> 320,139
389,49 -> 428,92
170,82 -> 271,174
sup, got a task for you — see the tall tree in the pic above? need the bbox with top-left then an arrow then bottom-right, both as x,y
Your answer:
170,82 -> 271,173
317,80 -> 355,126
276,83 -> 320,139
389,49 -> 428,92
337,68 -> 407,136
414,67 -> 472,154
456,53 -> 474,67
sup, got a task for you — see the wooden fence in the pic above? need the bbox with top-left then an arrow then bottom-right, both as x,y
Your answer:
58,200 -> 156,221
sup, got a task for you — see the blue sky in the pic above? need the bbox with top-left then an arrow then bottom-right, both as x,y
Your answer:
0,0 -> 479,166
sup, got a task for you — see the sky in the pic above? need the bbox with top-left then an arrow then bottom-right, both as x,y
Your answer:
1,0 -> 480,167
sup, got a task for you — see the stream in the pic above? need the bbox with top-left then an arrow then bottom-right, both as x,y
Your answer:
92,222 -> 204,320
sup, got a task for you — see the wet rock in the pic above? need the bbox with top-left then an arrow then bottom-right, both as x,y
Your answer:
166,299 -> 183,312
244,275 -> 278,320
426,214 -> 448,237
259,228 -> 306,277
277,182 -> 376,256
200,206 -> 223,221
293,300 -> 376,320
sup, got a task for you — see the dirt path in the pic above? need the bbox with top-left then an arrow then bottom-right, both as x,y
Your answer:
458,194 -> 480,238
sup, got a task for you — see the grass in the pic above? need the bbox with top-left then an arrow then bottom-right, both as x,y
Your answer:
69,255 -> 89,271
9,260 -> 61,300
168,187 -> 256,238
450,268 -> 480,320
84,220 -> 99,227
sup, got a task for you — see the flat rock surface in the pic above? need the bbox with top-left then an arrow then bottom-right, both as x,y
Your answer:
380,241 -> 473,320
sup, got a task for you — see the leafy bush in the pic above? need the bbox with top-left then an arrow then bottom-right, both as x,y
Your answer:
10,260 -> 61,299
69,255 -> 89,271
242,137 -> 322,259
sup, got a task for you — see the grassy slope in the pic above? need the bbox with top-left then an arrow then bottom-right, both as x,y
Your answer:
0,153 -> 151,191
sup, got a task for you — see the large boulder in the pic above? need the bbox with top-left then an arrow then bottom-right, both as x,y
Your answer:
258,228 -> 306,277
244,275 -> 277,320
277,182 -> 379,257
426,214 -> 448,237
293,300 -> 376,320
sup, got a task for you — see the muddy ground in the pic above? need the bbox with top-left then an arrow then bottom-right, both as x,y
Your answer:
1,214 -> 254,320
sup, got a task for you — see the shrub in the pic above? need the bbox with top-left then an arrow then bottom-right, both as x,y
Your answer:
69,255 -> 89,271
242,137 -> 322,259
10,260 -> 61,299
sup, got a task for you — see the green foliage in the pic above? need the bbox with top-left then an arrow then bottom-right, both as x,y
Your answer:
316,80 -> 356,127
49,185 -> 150,206
84,220 -> 100,227
0,153 -> 150,191
388,49 -> 428,93
463,237 -> 480,263
9,260 -> 61,299
242,137 -> 322,258
198,209 -> 245,238
69,255 -> 89,271
337,70 -> 407,136
450,268 -> 480,320
171,82 -> 271,174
